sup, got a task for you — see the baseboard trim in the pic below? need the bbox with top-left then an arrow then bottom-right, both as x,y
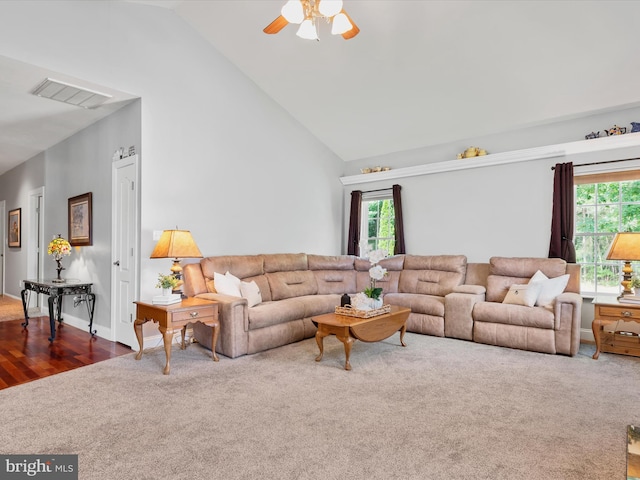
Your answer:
33,307 -> 112,341
580,327 -> 594,343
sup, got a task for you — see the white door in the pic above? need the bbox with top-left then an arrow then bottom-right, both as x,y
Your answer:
112,155 -> 139,347
26,188 -> 44,311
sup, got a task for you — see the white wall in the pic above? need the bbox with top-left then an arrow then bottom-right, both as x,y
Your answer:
0,1 -> 345,301
343,110 -> 640,261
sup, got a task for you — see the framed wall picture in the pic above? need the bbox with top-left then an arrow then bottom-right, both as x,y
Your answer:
68,192 -> 93,246
8,208 -> 21,248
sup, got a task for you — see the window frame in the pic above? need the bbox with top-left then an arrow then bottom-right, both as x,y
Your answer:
574,160 -> 640,297
359,191 -> 395,257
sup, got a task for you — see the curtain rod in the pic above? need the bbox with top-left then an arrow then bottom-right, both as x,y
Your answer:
360,187 -> 393,194
551,157 -> 640,170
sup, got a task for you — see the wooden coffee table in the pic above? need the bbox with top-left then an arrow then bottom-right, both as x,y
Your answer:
313,305 -> 410,370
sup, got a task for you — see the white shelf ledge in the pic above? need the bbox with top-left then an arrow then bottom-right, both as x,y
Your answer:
339,132 -> 640,186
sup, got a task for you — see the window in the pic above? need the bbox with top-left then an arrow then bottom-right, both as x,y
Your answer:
360,196 -> 395,256
575,170 -> 640,295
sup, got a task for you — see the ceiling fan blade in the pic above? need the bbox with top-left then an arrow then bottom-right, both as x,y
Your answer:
341,11 -> 360,40
264,15 -> 289,34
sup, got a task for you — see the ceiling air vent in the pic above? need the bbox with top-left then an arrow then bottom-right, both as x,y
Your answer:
31,78 -> 112,109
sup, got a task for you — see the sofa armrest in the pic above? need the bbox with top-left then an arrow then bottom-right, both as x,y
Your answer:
453,284 -> 486,295
445,289 -> 486,340
194,292 -> 249,358
552,291 -> 582,356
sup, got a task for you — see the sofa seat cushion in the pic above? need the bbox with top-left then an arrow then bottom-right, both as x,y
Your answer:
473,302 -> 555,329
383,293 -> 445,317
248,298 -> 306,330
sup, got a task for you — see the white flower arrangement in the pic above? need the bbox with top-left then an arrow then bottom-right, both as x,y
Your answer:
363,248 -> 389,299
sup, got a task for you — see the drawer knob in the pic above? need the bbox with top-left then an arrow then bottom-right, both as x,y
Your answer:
623,311 -> 632,317
190,311 -> 199,318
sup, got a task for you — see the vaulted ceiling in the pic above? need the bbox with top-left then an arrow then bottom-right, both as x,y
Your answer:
1,0 -> 639,175
165,0 -> 640,161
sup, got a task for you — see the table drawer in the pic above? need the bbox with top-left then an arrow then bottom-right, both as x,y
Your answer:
597,305 -> 640,319
137,304 -> 167,322
172,308 -> 217,323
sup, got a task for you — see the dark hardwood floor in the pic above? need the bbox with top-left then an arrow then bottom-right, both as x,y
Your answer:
0,315 -> 132,389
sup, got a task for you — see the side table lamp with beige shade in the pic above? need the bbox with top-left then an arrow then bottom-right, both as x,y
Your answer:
150,228 -> 203,303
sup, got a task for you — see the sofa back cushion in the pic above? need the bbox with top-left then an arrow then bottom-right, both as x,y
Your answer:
313,270 -> 357,294
263,253 -> 308,273
398,255 -> 467,296
200,255 -> 271,300
355,255 -> 404,293
201,255 -> 264,280
308,254 -> 355,271
308,255 -> 357,294
486,257 -> 567,303
267,270 -> 318,301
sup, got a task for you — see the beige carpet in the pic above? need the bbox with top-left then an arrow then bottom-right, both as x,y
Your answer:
1,333 -> 638,479
0,295 -> 25,322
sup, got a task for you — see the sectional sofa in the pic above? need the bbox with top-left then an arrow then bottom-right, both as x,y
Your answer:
182,253 -> 581,359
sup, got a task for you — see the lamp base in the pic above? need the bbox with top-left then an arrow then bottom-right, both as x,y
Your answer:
619,261 -> 635,298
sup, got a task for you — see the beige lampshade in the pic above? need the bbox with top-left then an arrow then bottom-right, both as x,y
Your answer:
150,230 -> 202,259
606,232 -> 640,261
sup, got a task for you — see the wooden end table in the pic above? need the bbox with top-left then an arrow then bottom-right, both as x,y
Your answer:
592,296 -> 640,359
134,297 -> 219,374
313,305 -> 410,370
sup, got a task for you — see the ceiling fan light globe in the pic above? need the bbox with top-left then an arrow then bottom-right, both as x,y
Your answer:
296,19 -> 318,40
281,0 -> 304,24
331,12 -> 352,35
318,0 -> 343,17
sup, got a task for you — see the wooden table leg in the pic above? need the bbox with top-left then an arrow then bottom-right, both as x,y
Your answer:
337,333 -> 354,371
592,318 -> 603,360
134,317 -> 147,360
399,324 -> 407,347
315,328 -> 328,362
159,326 -> 173,375
210,320 -> 220,362
181,325 -> 188,350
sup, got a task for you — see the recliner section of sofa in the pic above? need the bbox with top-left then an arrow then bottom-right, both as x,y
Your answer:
444,257 -> 582,356
182,253 -> 582,359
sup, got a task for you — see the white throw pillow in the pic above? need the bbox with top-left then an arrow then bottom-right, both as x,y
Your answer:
529,270 -> 570,307
240,280 -> 262,308
502,283 -> 542,307
213,271 -> 242,297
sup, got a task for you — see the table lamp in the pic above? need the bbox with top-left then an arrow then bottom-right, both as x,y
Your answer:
150,229 -> 202,297
606,232 -> 640,297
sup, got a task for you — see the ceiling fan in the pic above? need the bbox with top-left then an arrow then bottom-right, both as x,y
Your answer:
264,0 -> 360,41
